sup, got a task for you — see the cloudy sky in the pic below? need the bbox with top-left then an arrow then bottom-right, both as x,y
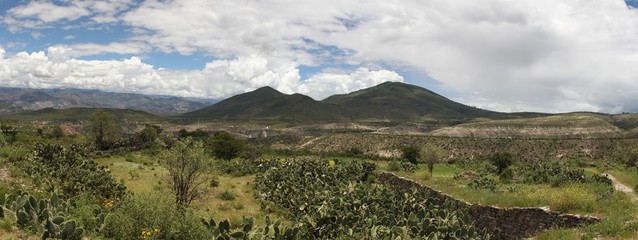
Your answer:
1,0 -> 638,113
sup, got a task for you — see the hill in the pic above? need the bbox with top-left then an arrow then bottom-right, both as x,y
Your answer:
322,82 -> 503,121
429,112 -> 626,138
0,108 -> 166,123
182,86 -> 344,122
0,87 -> 214,114
182,82 -> 550,123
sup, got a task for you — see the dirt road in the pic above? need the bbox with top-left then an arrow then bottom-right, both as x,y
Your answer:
604,173 -> 638,202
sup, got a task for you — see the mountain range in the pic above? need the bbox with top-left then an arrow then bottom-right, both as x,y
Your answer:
183,81 -> 544,122
1,82 -> 552,123
0,87 -> 216,115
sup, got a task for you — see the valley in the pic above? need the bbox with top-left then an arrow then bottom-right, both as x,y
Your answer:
0,82 -> 636,239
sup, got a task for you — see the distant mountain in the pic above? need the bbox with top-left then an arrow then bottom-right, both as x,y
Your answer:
182,82 -> 518,122
0,87 -> 215,114
1,107 -> 165,123
322,82 -> 501,120
183,86 -> 344,121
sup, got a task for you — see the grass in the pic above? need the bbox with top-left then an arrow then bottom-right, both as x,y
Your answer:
93,152 -> 287,226
605,168 -> 638,188
381,162 -> 638,239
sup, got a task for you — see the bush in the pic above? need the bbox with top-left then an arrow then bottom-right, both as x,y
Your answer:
219,189 -> 236,201
468,174 -> 497,192
210,131 -> 245,160
529,184 -> 596,212
210,177 -> 220,188
499,167 -> 514,183
102,193 -> 211,240
490,152 -> 513,174
401,146 -> 420,165
25,143 -> 126,201
255,158 -> 488,239
387,161 -> 416,172
232,202 -> 245,210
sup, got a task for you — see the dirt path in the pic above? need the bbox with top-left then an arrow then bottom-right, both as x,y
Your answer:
604,173 -> 638,202
299,135 -> 325,148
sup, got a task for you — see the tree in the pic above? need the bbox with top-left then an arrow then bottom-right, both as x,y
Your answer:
625,149 -> 638,171
51,125 -> 65,139
87,109 -> 118,150
211,131 -> 245,160
162,137 -> 212,208
0,124 -> 18,144
490,152 -> 513,174
420,144 -> 445,177
138,124 -> 162,145
402,146 -> 420,165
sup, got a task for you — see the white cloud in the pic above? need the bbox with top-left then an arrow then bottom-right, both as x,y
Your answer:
2,0 -> 135,31
299,68 -> 404,100
3,0 -> 638,113
62,42 -> 151,57
7,1 -> 90,23
0,47 -> 400,100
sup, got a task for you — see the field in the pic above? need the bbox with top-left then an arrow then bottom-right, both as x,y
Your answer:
1,115 -> 638,239
380,162 -> 638,239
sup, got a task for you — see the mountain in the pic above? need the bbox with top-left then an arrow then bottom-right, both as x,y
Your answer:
0,87 -> 215,114
183,86 -> 344,121
322,81 -> 502,120
182,82 -> 524,122
0,107 -> 165,123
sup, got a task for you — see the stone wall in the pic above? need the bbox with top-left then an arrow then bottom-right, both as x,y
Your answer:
376,172 -> 600,240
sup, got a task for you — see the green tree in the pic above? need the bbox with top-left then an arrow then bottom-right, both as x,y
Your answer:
211,131 -> 245,160
87,109 -> 118,150
0,124 -> 17,144
401,146 -> 420,165
490,152 -> 514,174
162,137 -> 212,208
51,125 -> 65,138
138,124 -> 162,145
420,144 -> 445,177
625,149 -> 638,171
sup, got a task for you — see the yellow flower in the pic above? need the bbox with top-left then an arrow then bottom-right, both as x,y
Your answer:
153,228 -> 159,233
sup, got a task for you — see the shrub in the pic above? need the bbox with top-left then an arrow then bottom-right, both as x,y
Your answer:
102,193 -> 211,240
344,147 -> 364,157
499,167 -> 514,183
255,158 -> 488,239
401,146 -> 420,165
232,202 -> 245,210
219,190 -> 236,201
490,152 -> 513,174
468,174 -> 497,192
210,131 -> 245,160
210,177 -> 220,188
387,161 -> 416,172
26,143 -> 126,201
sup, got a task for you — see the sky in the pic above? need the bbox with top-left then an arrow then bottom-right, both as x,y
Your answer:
1,0 -> 638,113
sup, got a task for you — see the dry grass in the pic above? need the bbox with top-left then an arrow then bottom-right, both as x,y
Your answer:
94,153 -> 287,224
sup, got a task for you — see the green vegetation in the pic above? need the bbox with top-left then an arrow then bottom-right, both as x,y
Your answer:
384,160 -> 638,239
0,99 -> 638,239
162,137 -> 212,208
210,131 -> 246,160
420,144 -> 445,177
255,158 -> 488,239
401,145 -> 420,165
87,109 -> 119,150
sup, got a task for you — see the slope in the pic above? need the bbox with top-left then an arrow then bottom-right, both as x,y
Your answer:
322,81 -> 502,120
182,86 -> 343,122
0,87 -> 212,114
0,108 -> 165,123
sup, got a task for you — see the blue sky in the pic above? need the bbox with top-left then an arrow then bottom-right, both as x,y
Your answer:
1,0 -> 638,113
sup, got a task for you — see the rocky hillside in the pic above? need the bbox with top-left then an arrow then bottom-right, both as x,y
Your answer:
0,87 -> 214,114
